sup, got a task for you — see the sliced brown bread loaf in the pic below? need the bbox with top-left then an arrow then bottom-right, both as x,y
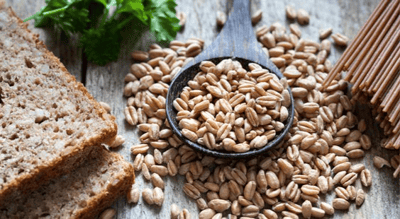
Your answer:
0,2 -> 117,204
0,146 -> 134,219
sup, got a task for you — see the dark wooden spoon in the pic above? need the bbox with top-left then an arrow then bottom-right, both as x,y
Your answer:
166,0 -> 294,158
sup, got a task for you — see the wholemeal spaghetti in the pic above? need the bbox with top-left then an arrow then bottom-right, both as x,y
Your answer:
323,0 -> 400,177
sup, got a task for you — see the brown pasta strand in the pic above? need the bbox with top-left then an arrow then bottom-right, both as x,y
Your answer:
393,164 -> 400,178
367,60 -> 385,94
389,97 -> 400,125
369,29 -> 400,103
358,2 -> 400,89
369,41 -> 400,94
369,43 -> 400,103
322,0 -> 390,86
323,0 -> 400,175
357,30 -> 400,95
366,30 -> 400,93
343,0 -> 391,70
393,118 -> 400,131
346,1 -> 396,84
390,108 -> 400,126
382,57 -> 400,112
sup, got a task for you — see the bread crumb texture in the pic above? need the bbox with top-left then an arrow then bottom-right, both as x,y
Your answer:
0,6 -> 117,200
0,146 -> 134,219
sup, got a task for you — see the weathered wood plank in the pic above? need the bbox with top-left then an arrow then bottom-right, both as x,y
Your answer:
87,0 -> 400,218
5,0 -> 82,81
9,0 -> 400,218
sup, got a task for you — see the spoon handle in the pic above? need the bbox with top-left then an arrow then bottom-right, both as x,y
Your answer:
188,0 -> 279,75
181,0 -> 282,78
192,0 -> 257,61
216,0 -> 255,52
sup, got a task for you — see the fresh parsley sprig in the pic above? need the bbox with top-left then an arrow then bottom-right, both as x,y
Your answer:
25,0 -> 181,65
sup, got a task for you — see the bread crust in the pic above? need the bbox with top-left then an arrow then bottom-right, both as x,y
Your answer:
76,150 -> 135,219
1,146 -> 135,219
0,5 -> 118,205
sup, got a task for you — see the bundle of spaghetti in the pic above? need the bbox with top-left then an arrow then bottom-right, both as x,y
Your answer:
323,0 -> 400,177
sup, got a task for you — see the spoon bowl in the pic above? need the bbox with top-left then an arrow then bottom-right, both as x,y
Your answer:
166,0 -> 295,158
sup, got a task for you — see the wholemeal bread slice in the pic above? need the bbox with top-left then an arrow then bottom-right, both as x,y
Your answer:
0,2 -> 117,204
1,146 -> 134,219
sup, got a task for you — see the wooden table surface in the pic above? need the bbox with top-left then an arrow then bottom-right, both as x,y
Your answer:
6,0 -> 400,218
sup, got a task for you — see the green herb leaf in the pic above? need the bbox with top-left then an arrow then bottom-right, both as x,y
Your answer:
117,0 -> 147,23
80,22 -> 121,65
24,0 -> 90,35
145,0 -> 181,42
24,0 -> 181,65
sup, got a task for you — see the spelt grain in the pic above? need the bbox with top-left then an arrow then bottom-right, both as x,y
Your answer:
142,188 -> 154,205
285,5 -> 297,20
297,9 -> 310,25
99,208 -> 116,219
356,189 -> 365,206
373,156 -> 391,169
332,198 -> 350,210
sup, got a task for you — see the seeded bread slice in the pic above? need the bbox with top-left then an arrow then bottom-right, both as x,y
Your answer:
1,146 -> 134,219
0,3 -> 117,204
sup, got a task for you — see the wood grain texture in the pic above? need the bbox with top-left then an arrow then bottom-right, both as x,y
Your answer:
86,0 -> 400,218
184,0 -> 279,70
6,0 -> 400,218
